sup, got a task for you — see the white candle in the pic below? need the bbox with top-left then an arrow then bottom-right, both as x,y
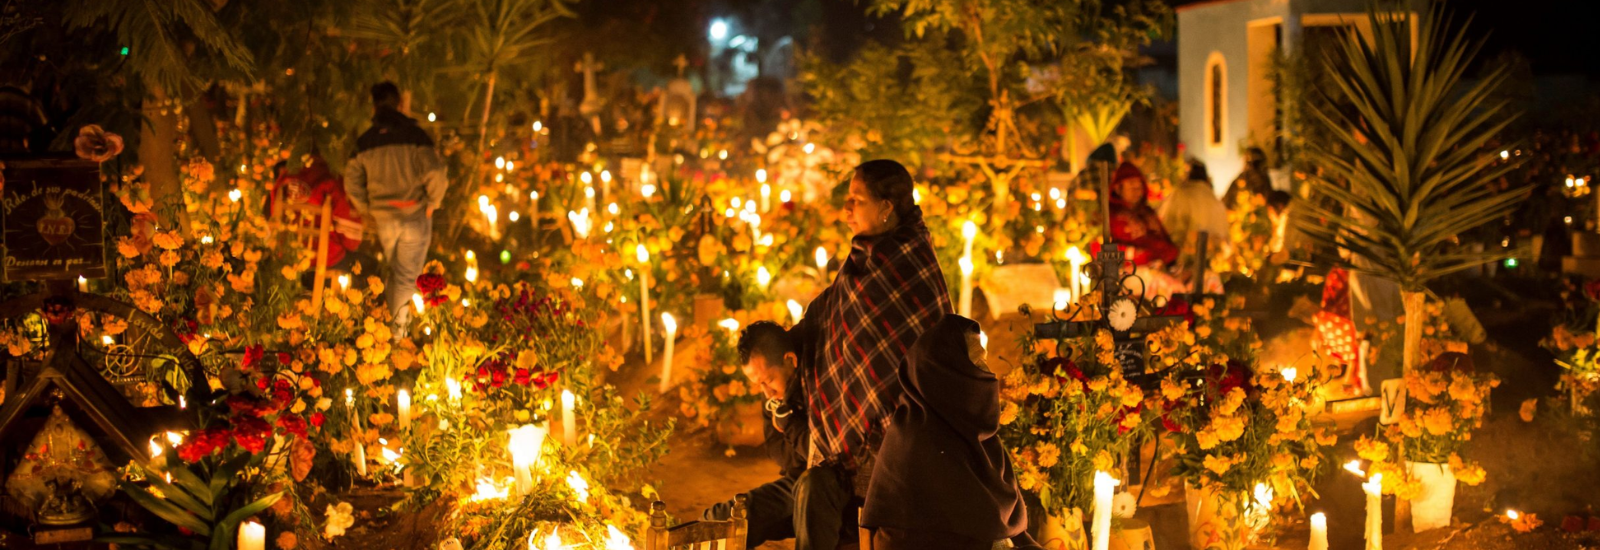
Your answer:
1309,512 -> 1328,550
660,313 -> 678,393
601,170 -> 612,201
530,191 -> 541,233
756,266 -> 772,289
1364,473 -> 1383,550
787,300 -> 804,326
77,276 -> 88,293
760,183 -> 772,212
962,220 -> 977,260
561,389 -> 577,447
958,256 -> 974,318
508,424 -> 546,496
637,245 -> 653,364
238,520 -> 266,550
584,185 -> 596,214
815,247 -> 830,281
1092,471 -> 1120,550
347,388 -> 368,476
397,389 -> 411,431
1066,246 -> 1086,303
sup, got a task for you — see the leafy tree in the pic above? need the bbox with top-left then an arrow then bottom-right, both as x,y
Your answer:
800,40 -> 967,167
1294,7 -> 1524,374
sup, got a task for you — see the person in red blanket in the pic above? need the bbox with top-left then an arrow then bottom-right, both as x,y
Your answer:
1108,161 -> 1179,268
270,157 -> 374,287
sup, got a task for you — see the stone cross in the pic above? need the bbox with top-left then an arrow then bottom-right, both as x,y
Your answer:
672,54 -> 689,78
576,52 -> 605,135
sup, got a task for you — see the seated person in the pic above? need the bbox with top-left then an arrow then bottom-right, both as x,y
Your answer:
1108,161 -> 1179,268
701,321 -> 810,547
861,315 -> 1040,550
270,157 -> 376,287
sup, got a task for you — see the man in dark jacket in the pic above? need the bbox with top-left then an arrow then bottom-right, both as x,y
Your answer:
344,82 -> 447,330
701,321 -> 811,546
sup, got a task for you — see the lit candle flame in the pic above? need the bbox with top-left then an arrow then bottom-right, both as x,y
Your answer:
816,247 -> 829,271
787,300 -> 804,326
661,313 -> 677,335
718,319 -> 740,333
1344,460 -> 1365,477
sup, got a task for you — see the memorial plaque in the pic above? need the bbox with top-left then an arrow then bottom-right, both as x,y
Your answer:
34,526 -> 94,544
1114,338 -> 1148,379
1,158 -> 106,281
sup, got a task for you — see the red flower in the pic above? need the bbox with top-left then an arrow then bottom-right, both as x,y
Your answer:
533,371 -> 559,390
1585,278 -> 1600,302
1154,296 -> 1196,327
233,417 -> 272,454
309,412 -> 326,428
514,368 -> 531,386
1161,415 -> 1183,433
241,345 -> 264,371
276,352 -> 293,366
1044,357 -> 1085,385
416,273 -> 447,294
276,414 -> 309,438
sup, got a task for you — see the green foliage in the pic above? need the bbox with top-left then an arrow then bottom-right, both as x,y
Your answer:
800,41 -> 966,167
1294,7 -> 1525,290
101,453 -> 283,550
62,0 -> 254,90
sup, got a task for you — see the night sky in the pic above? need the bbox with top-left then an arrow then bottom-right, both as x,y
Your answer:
1171,0 -> 1600,77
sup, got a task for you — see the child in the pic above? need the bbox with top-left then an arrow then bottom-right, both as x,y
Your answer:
861,315 -> 1039,550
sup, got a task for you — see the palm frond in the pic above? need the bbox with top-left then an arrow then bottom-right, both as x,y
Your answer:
1294,4 -> 1526,291
63,0 -> 254,90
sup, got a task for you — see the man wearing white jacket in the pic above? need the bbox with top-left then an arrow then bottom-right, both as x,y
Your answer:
344,82 -> 447,329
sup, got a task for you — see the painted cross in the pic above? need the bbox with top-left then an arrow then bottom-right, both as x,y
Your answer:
1033,243 -> 1187,384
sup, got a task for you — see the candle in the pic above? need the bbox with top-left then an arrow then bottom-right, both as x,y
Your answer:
787,300 -> 803,326
1363,473 -> 1383,550
77,276 -> 88,293
1092,471 -> 1120,550
338,274 -> 351,292
815,247 -> 829,279
601,170 -> 612,201
1309,512 -> 1328,550
347,388 -> 368,476
756,266 -> 772,289
660,313 -> 678,393
561,389 -> 577,447
508,424 -> 546,496
760,183 -> 771,212
530,191 -> 541,233
1066,246 -> 1086,303
958,256 -> 974,318
637,245 -> 653,364
397,389 -> 411,431
962,220 -> 977,260
584,185 -> 597,214
238,520 -> 266,550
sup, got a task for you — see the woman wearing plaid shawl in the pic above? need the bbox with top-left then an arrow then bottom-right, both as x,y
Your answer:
792,160 -> 952,550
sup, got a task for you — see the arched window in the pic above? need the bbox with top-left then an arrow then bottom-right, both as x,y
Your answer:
1204,52 -> 1227,149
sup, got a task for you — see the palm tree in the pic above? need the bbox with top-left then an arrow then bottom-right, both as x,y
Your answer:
458,0 -> 575,150
62,0 -> 254,205
1294,6 -> 1524,374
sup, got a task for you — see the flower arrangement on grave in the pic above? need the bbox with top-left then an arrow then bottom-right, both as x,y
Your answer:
1222,190 -> 1273,278
1354,356 -> 1494,500
1544,278 -> 1600,413
1146,296 -> 1337,547
999,325 -> 1157,516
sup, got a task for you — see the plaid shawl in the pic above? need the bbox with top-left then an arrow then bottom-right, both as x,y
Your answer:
805,207 -> 952,468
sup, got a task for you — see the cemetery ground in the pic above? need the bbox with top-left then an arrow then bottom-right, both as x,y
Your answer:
308,276 -> 1600,550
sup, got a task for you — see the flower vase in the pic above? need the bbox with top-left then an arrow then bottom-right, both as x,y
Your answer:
1184,484 -> 1249,550
1038,508 -> 1088,550
1405,461 -> 1456,532
712,400 -> 766,447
